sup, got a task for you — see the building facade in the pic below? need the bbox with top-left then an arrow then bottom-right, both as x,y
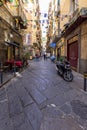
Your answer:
0,6 -> 22,63
62,0 -> 87,73
22,0 -> 42,58
48,0 -> 87,73
55,0 -> 70,60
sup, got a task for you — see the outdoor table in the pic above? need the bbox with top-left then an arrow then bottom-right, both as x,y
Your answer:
15,61 -> 22,67
5,61 -> 22,68
5,61 -> 14,65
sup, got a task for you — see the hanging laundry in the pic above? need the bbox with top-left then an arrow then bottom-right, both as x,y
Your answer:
44,13 -> 47,17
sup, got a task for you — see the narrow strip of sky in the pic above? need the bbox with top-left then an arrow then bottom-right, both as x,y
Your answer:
39,0 -> 51,12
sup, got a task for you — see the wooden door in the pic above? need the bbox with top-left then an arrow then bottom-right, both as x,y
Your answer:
68,42 -> 78,68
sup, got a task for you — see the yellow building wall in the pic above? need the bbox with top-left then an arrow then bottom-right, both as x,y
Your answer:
32,8 -> 37,43
6,2 -> 18,16
0,6 -> 14,26
57,38 -> 65,56
81,21 -> 87,59
7,47 -> 11,61
79,0 -> 87,9
60,45 -> 65,56
60,0 -> 70,30
23,10 -> 33,45
60,0 -> 87,31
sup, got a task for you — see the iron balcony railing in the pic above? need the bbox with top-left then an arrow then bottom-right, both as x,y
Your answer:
69,7 -> 87,24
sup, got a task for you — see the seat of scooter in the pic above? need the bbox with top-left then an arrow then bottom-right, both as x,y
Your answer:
56,61 -> 64,66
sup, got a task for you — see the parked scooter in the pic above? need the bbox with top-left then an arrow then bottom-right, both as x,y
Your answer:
50,55 -> 56,63
56,60 -> 73,82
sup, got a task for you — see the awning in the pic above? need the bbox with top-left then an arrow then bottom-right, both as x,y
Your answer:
49,42 -> 56,48
5,41 -> 19,47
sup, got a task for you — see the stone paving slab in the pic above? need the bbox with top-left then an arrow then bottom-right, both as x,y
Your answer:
0,60 -> 87,130
29,87 -> 47,105
42,104 -> 63,118
46,92 -> 68,107
24,103 -> 43,130
0,87 -> 6,102
63,88 -> 83,102
8,96 -> 23,117
6,84 -> 23,117
40,116 -> 84,130
14,83 -> 34,107
0,101 -> 9,120
60,102 -> 72,114
43,85 -> 64,99
0,117 -> 14,130
71,100 -> 87,120
11,112 -> 33,130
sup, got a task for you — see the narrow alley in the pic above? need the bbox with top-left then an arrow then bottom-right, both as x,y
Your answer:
0,59 -> 87,130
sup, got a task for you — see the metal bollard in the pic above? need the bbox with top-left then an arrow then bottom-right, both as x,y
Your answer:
0,69 -> 3,84
83,72 -> 87,91
13,63 -> 16,76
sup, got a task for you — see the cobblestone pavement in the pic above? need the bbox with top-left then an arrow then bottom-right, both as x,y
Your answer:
0,59 -> 87,130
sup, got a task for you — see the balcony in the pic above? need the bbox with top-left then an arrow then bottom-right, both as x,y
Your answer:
79,7 -> 87,15
0,0 -> 7,5
62,15 -> 87,37
69,8 -> 79,23
69,7 -> 87,25
33,42 -> 39,48
14,17 -> 27,30
20,21 -> 27,29
54,5 -> 60,18
13,3 -> 27,29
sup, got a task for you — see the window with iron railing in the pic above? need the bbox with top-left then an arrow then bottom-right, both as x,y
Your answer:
69,8 -> 79,22
79,7 -> 87,15
72,0 -> 75,12
70,0 -> 79,14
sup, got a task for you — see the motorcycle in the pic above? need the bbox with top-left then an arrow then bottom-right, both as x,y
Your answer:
56,60 -> 73,82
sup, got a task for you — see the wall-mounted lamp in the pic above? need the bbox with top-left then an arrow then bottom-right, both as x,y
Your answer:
10,33 -> 13,38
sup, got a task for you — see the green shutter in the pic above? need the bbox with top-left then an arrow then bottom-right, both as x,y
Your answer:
0,2 -> 3,6
9,0 -> 13,2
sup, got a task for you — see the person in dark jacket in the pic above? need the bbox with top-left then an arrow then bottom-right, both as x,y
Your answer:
43,53 -> 46,60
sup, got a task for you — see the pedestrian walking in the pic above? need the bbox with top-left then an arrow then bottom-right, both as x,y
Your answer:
43,53 -> 46,60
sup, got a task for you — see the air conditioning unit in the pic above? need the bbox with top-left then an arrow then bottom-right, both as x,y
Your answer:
80,8 -> 87,15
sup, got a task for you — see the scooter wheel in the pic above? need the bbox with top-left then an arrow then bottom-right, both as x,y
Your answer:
63,72 -> 73,82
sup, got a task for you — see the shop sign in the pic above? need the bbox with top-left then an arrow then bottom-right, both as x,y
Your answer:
68,35 -> 78,44
58,42 -> 63,48
57,38 -> 64,48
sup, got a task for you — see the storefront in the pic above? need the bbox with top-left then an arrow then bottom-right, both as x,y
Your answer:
5,41 -> 20,60
63,15 -> 87,73
0,17 -> 23,64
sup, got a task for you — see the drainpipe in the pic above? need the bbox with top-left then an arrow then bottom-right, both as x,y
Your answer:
57,0 -> 60,34
77,27 -> 81,73
56,0 -> 60,60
